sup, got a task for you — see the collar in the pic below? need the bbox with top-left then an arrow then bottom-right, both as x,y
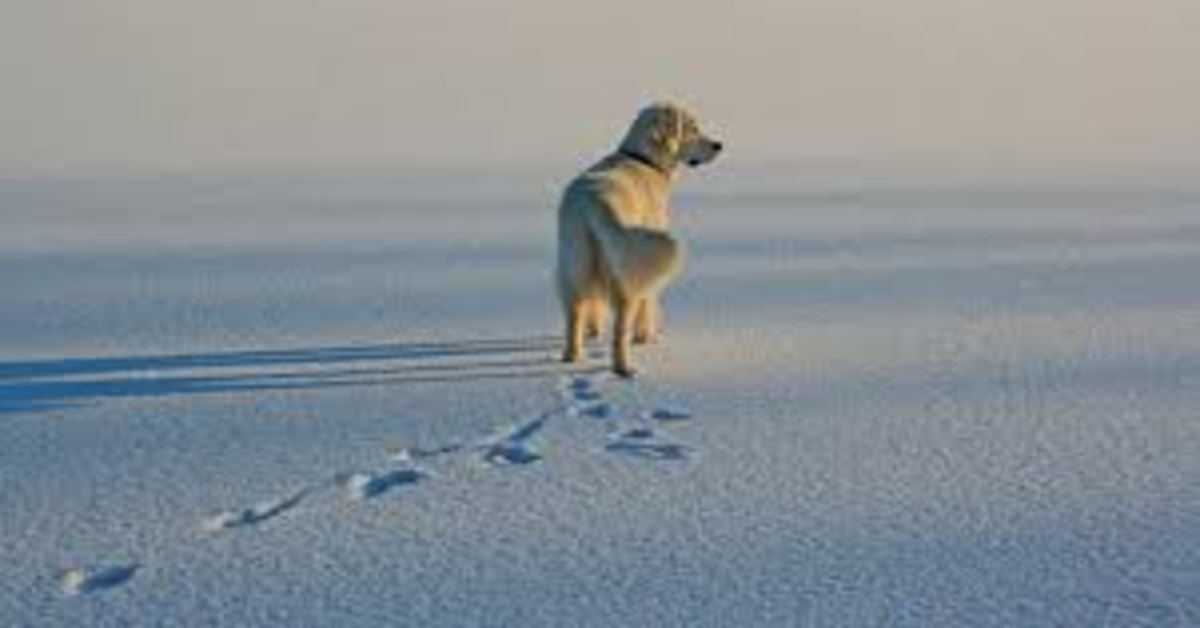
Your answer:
618,148 -> 671,176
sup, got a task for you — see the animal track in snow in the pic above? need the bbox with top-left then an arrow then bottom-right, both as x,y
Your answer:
574,402 -> 616,420
389,443 -> 468,464
619,426 -> 656,440
59,363 -> 697,600
572,388 -> 603,403
642,406 -> 693,422
481,416 -> 548,467
606,426 -> 694,461
61,564 -> 139,596
482,440 -> 543,466
561,374 -> 603,403
201,490 -> 308,533
343,468 -> 426,501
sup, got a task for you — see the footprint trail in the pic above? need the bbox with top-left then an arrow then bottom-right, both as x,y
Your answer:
59,363 -> 698,599
560,373 -> 699,461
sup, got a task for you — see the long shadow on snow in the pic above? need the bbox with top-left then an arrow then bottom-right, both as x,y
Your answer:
0,335 -> 578,416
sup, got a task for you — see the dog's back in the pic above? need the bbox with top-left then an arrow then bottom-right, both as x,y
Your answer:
557,156 -> 683,304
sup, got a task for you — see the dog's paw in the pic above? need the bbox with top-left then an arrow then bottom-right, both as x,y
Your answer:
612,364 -> 638,379
561,348 -> 583,363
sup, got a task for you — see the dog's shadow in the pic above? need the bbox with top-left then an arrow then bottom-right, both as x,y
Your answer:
0,335 -> 585,416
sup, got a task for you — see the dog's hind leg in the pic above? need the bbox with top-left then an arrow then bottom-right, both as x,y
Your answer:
633,297 -> 660,345
562,298 -> 587,363
612,293 -> 638,378
583,299 -> 607,340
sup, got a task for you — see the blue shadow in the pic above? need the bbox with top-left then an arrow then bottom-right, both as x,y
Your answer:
0,335 -> 575,416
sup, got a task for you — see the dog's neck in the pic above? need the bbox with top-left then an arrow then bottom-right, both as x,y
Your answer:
618,148 -> 674,178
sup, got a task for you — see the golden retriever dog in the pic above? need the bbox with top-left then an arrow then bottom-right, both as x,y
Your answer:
557,102 -> 723,377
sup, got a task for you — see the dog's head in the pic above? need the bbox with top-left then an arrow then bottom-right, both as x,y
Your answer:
620,102 -> 723,172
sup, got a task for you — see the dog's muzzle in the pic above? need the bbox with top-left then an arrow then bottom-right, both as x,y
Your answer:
686,140 -> 723,167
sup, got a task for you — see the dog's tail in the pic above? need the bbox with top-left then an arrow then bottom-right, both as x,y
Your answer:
583,205 -> 684,298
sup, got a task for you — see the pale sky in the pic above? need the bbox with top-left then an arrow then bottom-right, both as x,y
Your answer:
2,0 -> 1199,177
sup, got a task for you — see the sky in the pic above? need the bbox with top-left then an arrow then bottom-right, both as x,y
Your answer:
2,0 -> 1199,178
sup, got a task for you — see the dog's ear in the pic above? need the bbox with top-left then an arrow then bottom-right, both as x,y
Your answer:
651,106 -> 683,160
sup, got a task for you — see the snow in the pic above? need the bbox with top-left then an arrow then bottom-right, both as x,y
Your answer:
60,565 -> 140,598
2,172 -> 1198,625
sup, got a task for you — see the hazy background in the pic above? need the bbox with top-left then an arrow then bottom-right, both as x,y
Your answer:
2,0 -> 1199,180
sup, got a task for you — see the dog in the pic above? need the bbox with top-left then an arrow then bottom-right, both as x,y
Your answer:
556,102 -> 723,377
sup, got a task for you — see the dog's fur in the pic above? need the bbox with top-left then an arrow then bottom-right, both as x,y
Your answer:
557,102 -> 722,377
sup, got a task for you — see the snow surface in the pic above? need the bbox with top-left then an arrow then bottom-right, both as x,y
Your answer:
2,173 -> 1199,626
